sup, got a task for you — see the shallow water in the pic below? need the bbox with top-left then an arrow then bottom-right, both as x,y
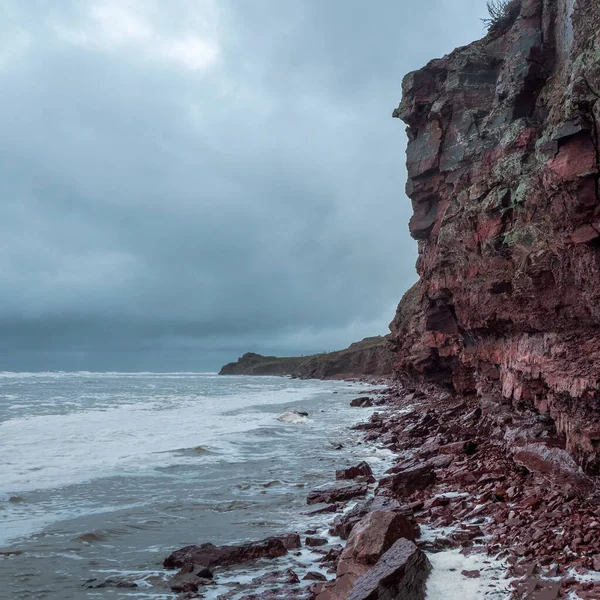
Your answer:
0,372 -> 386,599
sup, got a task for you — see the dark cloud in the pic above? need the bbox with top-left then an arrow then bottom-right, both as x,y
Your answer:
0,0 -> 489,371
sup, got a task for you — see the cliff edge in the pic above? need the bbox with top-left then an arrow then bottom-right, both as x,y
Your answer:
390,0 -> 600,473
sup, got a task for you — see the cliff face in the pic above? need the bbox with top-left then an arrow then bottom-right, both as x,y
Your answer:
390,0 -> 600,474
219,336 -> 394,379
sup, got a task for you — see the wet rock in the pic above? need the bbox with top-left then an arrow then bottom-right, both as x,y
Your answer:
291,408 -> 309,417
330,500 -> 372,539
307,482 -> 368,505
163,535 -> 291,569
350,397 -> 374,408
306,503 -> 343,516
250,569 -> 300,585
304,571 -> 328,582
278,410 -> 310,424
278,533 -> 302,550
83,578 -> 139,589
238,585 -> 310,600
461,569 -> 480,578
0,551 -> 23,557
168,563 -> 214,593
305,536 -> 328,547
378,464 -> 436,497
335,461 -> 375,483
347,538 -> 431,600
337,510 -> 421,584
319,544 -> 343,565
313,574 -> 357,600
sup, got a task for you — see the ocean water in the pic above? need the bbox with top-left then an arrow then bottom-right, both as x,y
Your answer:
0,372 -> 388,599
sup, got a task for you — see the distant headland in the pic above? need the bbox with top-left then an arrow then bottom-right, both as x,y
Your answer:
219,335 -> 393,379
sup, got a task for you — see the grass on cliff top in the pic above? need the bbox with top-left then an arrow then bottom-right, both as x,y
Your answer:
482,0 -> 521,32
254,336 -> 388,364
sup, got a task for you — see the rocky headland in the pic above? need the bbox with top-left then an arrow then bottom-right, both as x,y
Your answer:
193,0 -> 600,597
219,336 -> 394,380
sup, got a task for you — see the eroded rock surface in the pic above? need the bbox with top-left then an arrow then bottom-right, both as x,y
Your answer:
390,0 -> 600,475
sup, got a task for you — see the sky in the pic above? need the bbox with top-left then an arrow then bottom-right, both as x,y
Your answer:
0,0 -> 490,371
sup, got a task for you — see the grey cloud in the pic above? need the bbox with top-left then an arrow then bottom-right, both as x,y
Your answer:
0,0 -> 490,371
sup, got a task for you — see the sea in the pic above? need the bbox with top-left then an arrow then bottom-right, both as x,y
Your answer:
0,372 -> 392,599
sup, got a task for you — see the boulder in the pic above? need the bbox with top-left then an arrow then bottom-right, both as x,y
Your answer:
307,482 -> 368,505
306,536 -> 329,547
163,534 -> 296,569
347,539 -> 431,600
168,564 -> 214,593
337,511 -> 421,583
378,464 -> 436,497
279,533 -> 302,550
340,511 -> 420,567
330,497 -> 409,540
350,397 -> 374,408
336,461 -> 375,483
330,500 -> 372,539
304,571 -> 328,582
318,545 -> 343,566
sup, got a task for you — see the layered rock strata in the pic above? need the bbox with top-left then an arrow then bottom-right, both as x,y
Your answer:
390,0 -> 600,474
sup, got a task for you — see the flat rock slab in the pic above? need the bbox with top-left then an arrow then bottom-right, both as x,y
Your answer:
307,482 -> 368,505
347,538 -> 431,600
163,534 -> 300,569
378,464 -> 436,497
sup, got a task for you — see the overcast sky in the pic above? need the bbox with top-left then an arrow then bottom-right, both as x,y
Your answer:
0,0 -> 489,371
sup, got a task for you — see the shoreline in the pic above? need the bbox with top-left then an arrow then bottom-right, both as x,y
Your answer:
158,379 -> 600,599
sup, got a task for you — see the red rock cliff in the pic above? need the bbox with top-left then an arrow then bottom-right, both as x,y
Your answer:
390,0 -> 600,474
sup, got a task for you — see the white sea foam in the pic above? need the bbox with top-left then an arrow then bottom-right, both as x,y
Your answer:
0,371 -> 219,378
0,372 -> 366,546
1,387 -> 326,495
425,547 -> 511,599
277,412 -> 310,424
